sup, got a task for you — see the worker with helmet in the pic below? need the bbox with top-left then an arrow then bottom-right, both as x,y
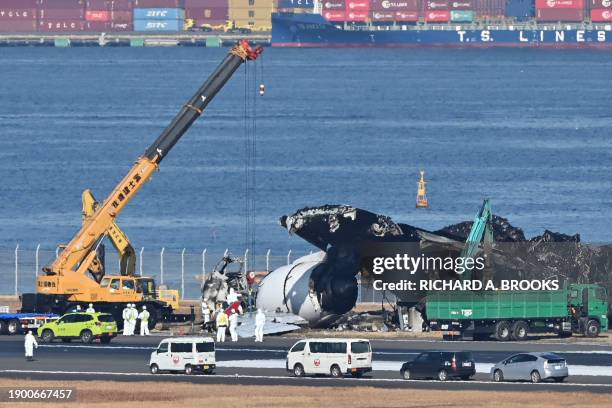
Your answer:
86,303 -> 95,313
254,308 -> 266,342
128,304 -> 138,335
121,304 -> 130,335
24,330 -> 38,361
138,305 -> 150,336
215,304 -> 228,342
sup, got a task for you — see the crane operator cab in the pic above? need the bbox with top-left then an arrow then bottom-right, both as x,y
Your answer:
99,276 -> 155,301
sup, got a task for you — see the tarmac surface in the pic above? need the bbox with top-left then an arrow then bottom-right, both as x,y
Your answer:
1,335 -> 612,393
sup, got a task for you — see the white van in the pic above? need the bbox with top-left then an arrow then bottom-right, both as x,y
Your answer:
149,337 -> 216,375
286,338 -> 372,378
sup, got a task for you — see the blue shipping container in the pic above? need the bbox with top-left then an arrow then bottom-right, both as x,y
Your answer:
505,0 -> 534,19
133,8 -> 186,21
134,19 -> 183,32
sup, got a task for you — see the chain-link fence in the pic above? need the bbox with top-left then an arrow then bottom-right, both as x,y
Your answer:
1,245 -> 384,303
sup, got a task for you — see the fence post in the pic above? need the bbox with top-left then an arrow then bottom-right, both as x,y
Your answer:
35,244 -> 40,278
139,247 -> 144,275
160,247 -> 165,285
266,249 -> 270,272
202,248 -> 207,281
244,249 -> 249,273
14,244 -> 19,296
181,248 -> 185,300
287,249 -> 292,265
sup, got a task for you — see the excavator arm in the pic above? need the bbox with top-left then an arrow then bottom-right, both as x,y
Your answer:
40,41 -> 262,294
459,199 -> 494,281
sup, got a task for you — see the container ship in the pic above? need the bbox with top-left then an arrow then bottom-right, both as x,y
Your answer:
272,0 -> 612,47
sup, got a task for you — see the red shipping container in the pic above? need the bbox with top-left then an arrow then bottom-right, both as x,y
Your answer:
323,10 -> 347,19
86,10 -> 110,20
535,0 -> 583,9
133,0 -> 184,7
425,9 -> 450,20
449,0 -> 472,9
0,0 -> 38,7
346,0 -> 369,10
0,9 -> 37,20
591,8 -> 612,19
536,8 -> 584,20
370,0 -> 418,11
370,10 -> 395,20
38,19 -> 87,32
111,10 -> 133,21
0,19 -> 37,31
39,9 -> 86,19
85,20 -> 133,30
346,10 -> 368,19
395,10 -> 418,19
322,1 -> 346,10
591,0 -> 612,8
39,0 -> 87,9
107,21 -> 132,30
426,1 -> 449,10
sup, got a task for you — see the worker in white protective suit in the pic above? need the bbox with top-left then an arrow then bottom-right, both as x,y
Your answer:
128,304 -> 138,336
24,331 -> 38,361
201,300 -> 210,324
215,306 -> 228,343
86,303 -> 95,313
228,309 -> 239,342
254,308 -> 266,342
121,304 -> 130,335
138,306 -> 150,336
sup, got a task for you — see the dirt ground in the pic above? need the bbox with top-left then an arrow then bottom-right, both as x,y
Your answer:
0,379 -> 609,408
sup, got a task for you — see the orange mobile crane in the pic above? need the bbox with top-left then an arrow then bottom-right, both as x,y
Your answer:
20,41 -> 262,329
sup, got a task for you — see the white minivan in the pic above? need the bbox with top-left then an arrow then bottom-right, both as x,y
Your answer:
149,337 -> 216,375
286,338 -> 372,378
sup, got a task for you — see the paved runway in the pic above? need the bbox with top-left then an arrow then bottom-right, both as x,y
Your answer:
1,335 -> 612,393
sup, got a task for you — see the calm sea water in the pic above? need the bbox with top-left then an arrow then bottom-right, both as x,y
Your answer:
1,47 -> 611,256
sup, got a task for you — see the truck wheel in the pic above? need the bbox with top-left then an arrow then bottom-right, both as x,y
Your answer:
530,370 -> 541,383
7,319 -> 20,335
437,369 -> 448,381
184,364 -> 193,375
330,365 -> 342,378
147,304 -> 159,330
0,320 -> 7,334
150,364 -> 159,374
494,321 -> 511,341
293,363 -> 305,377
511,321 -> 529,341
80,330 -> 93,344
493,369 -> 504,382
585,320 -> 600,338
41,329 -> 54,343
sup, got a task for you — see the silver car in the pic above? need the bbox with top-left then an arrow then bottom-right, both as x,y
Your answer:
490,352 -> 568,383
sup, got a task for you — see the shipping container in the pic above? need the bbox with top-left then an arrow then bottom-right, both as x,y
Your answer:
112,10 -> 133,21
133,0 -> 184,7
133,18 -> 183,30
86,0 -> 134,10
38,19 -> 87,32
39,8 -> 86,20
0,19 -> 37,31
395,10 -> 418,20
591,0 -> 612,8
425,9 -> 450,20
426,1 -> 449,10
323,10 -> 346,20
449,1 -> 472,9
345,0 -> 369,11
185,0 -> 228,6
370,10 -> 395,20
185,7 -> 228,22
345,10 -> 368,19
39,0 -> 87,9
535,0 -> 583,9
276,0 -> 313,8
0,9 -> 37,20
86,10 -> 111,21
133,8 -> 186,19
536,7 -> 584,20
0,0 -> 38,8
322,1 -> 346,10
370,0 -> 418,11
85,20 -> 133,30
474,0 -> 505,17
505,0 -> 534,18
450,9 -> 474,20
591,8 -> 612,20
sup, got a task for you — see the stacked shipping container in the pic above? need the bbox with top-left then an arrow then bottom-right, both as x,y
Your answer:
590,0 -> 612,21
133,7 -> 185,31
85,0 -> 134,32
228,0 -> 275,30
536,0 -> 584,21
185,0 -> 228,27
0,0 -> 38,32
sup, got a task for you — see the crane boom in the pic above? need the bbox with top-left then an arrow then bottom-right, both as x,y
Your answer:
40,41 -> 262,295
459,199 -> 494,281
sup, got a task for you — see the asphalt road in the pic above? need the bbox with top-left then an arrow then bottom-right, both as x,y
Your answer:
1,335 -> 612,393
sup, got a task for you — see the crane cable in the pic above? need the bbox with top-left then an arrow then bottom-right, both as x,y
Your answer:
244,55 -> 257,270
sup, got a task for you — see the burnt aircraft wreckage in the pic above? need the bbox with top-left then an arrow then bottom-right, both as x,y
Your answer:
256,204 -> 612,329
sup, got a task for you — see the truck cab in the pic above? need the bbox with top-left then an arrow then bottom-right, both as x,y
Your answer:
568,284 -> 608,336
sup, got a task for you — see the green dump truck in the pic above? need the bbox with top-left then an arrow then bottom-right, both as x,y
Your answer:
426,284 -> 608,341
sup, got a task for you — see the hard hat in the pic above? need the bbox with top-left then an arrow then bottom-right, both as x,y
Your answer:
257,308 -> 263,313
142,306 -> 146,310
89,303 -> 93,307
